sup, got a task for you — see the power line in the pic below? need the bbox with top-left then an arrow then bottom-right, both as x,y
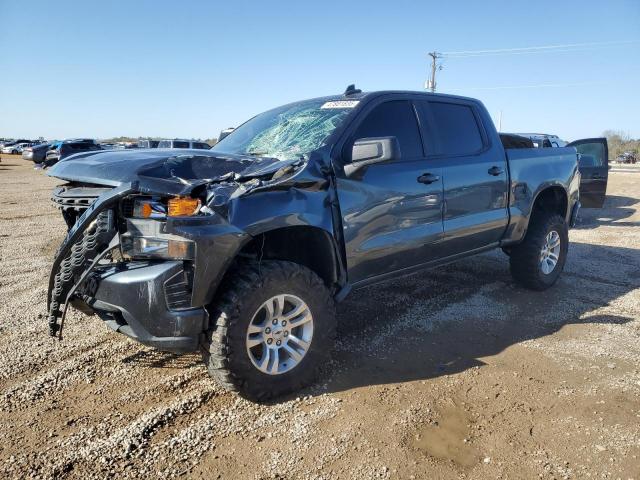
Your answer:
446,80 -> 607,91
442,40 -> 638,58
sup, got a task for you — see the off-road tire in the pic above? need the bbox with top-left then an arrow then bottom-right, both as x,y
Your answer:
201,260 -> 336,401
509,213 -> 568,290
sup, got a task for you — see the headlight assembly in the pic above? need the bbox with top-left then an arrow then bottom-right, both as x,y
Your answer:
132,197 -> 167,219
121,195 -> 200,260
121,235 -> 195,260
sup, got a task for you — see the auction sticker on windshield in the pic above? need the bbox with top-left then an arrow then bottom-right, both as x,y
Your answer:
320,100 -> 360,109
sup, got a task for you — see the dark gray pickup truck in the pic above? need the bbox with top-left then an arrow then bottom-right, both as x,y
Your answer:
46,88 -> 608,400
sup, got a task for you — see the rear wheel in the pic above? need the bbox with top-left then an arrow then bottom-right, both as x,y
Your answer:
509,213 -> 568,290
201,260 -> 336,401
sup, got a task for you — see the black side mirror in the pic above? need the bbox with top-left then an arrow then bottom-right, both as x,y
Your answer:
344,136 -> 400,177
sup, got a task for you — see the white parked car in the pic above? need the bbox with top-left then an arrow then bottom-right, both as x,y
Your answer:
2,142 -> 31,154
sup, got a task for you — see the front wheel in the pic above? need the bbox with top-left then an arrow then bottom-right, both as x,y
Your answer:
509,213 -> 568,290
201,260 -> 336,401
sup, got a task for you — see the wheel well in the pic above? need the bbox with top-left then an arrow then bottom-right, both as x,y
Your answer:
532,187 -> 568,219
237,226 -> 339,289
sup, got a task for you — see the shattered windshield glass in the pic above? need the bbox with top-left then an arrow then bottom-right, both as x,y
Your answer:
211,99 -> 356,161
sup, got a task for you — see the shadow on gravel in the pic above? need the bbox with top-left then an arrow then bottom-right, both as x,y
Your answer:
324,241 -> 638,394
121,349 -> 201,369
575,196 -> 639,229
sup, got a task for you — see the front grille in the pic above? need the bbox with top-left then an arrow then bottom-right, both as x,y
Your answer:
52,185 -> 114,229
52,185 -> 112,213
164,270 -> 192,310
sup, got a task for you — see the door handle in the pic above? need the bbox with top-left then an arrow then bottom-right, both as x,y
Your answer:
488,166 -> 504,176
417,173 -> 440,184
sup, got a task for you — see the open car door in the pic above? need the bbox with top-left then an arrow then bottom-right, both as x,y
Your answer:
567,137 -> 608,208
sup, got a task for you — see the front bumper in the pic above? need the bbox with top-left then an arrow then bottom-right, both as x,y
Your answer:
88,261 -> 208,352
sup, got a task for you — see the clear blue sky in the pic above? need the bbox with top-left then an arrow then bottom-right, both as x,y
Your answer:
1,0 -> 638,141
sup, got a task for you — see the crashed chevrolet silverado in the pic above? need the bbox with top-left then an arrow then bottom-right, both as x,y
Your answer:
46,88 -> 608,400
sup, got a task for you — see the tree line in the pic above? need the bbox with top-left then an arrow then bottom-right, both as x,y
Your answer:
603,130 -> 638,161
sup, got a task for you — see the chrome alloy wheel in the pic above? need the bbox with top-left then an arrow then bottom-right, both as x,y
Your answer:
245,294 -> 314,375
540,230 -> 561,275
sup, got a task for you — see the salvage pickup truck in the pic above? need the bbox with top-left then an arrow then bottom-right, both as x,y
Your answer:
46,87 -> 608,400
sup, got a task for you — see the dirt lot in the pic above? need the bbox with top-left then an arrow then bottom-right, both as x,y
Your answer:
1,153 -> 639,479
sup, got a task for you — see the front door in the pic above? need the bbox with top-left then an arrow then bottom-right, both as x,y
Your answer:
334,99 -> 444,284
567,138 -> 609,208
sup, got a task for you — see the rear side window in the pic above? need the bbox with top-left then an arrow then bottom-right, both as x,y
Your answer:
419,101 -> 483,156
174,141 -> 189,148
352,100 -> 423,159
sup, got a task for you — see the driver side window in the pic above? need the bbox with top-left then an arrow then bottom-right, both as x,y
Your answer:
352,100 -> 423,160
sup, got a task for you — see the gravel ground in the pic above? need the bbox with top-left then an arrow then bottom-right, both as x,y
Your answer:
1,154 -> 639,479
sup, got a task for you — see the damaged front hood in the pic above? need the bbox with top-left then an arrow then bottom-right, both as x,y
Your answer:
46,148 -> 295,189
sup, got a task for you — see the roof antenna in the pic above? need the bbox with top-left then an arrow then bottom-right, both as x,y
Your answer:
344,84 -> 361,96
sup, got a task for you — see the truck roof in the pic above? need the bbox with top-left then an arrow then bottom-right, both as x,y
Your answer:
316,89 -> 481,104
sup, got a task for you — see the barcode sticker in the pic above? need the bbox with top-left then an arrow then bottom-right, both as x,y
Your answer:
321,100 -> 360,109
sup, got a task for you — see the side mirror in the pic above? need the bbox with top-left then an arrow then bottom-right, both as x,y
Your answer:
344,136 -> 400,177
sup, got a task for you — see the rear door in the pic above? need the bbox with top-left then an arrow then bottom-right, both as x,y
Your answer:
417,99 -> 509,256
567,138 -> 608,208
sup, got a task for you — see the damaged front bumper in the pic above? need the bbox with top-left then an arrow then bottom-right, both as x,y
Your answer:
88,261 -> 208,352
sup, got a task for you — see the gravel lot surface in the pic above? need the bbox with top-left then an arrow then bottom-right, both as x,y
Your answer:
1,154 -> 639,479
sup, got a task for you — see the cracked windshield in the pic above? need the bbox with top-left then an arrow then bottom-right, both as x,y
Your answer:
211,99 -> 356,161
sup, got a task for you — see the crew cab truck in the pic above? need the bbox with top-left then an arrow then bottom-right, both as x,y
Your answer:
46,88 -> 608,400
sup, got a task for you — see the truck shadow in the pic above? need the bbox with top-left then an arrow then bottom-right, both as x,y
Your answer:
575,196 -> 639,228
324,241 -> 638,394
121,349 -> 201,369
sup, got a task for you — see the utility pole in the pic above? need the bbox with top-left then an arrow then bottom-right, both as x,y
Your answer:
426,51 -> 443,92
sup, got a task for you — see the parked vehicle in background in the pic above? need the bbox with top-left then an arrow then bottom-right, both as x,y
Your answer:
615,152 -> 636,164
2,142 -> 31,154
44,139 -> 102,167
157,139 -> 211,149
22,142 -> 53,163
1,139 -> 31,153
515,133 -> 567,148
138,139 -> 160,149
109,142 -> 139,150
46,88 -> 609,400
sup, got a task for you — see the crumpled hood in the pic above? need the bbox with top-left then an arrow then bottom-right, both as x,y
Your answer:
46,148 -> 294,189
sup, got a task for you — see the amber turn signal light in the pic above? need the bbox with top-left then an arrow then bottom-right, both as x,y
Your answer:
168,197 -> 200,217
